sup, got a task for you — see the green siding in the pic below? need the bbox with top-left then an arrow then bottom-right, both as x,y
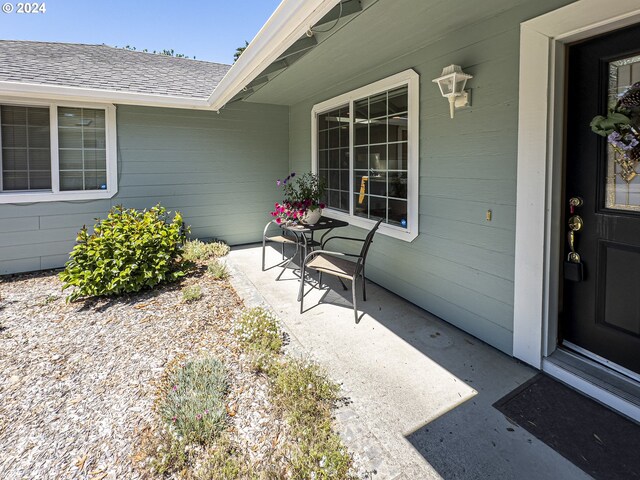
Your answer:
257,0 -> 575,355
0,102 -> 288,275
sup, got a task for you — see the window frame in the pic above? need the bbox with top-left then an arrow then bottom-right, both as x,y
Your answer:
311,69 -> 419,242
0,97 -> 117,203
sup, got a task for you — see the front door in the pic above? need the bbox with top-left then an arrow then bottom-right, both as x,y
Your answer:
563,24 -> 640,375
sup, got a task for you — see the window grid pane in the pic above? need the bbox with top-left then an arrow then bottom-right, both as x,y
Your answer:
318,105 -> 349,212
316,83 -> 410,229
1,105 -> 51,192
58,107 -> 107,191
353,86 -> 409,227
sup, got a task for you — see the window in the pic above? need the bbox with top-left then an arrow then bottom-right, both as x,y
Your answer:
0,100 -> 117,203
312,70 -> 419,241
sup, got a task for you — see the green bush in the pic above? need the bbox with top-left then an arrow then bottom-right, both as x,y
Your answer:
183,239 -> 230,261
59,205 -> 188,302
159,357 -> 228,444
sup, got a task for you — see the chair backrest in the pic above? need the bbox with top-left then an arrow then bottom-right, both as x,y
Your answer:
357,218 -> 383,266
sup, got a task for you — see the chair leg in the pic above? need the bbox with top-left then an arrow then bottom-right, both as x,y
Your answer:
362,266 -> 367,301
262,237 -> 267,271
318,271 -> 323,289
298,263 -> 306,309
352,276 -> 358,323
281,242 -> 285,260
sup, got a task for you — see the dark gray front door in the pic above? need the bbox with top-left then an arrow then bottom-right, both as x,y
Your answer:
563,24 -> 640,375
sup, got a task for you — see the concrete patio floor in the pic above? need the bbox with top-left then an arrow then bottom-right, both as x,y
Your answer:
226,244 -> 591,480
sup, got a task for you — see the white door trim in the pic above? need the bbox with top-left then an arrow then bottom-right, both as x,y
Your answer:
513,0 -> 640,368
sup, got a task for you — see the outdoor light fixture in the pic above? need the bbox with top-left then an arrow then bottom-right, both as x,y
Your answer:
432,64 -> 473,119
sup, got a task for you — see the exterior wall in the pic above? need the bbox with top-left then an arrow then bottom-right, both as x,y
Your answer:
285,0 -> 574,354
0,101 -> 289,274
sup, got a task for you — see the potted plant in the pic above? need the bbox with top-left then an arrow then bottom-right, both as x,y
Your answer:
270,172 -> 326,225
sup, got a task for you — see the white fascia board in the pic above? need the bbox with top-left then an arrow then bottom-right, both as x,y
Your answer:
207,0 -> 342,111
0,80 -> 211,110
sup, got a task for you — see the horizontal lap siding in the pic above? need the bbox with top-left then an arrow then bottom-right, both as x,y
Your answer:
286,0 -> 573,355
0,102 -> 288,274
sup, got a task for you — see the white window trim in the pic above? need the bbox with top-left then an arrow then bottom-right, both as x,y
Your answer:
311,69 -> 420,242
0,96 -> 118,204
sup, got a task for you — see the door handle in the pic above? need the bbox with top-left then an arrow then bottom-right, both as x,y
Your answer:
567,215 -> 583,263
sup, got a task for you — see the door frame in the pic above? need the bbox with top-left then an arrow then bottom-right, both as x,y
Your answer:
513,0 -> 640,415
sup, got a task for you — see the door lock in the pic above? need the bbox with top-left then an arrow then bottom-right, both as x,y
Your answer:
569,197 -> 583,214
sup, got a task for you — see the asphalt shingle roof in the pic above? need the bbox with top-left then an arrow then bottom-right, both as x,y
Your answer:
0,40 -> 231,99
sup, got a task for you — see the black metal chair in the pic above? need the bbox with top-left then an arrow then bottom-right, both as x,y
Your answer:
298,219 -> 383,322
261,221 -> 299,276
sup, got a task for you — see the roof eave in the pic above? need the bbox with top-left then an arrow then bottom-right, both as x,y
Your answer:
0,80 -> 211,109
206,0 -> 341,111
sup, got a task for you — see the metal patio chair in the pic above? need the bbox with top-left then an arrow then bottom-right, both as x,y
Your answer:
261,221 -> 299,276
298,219 -> 383,322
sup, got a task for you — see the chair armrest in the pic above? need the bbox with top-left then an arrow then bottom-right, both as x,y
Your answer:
302,249 -> 362,267
322,235 -> 366,249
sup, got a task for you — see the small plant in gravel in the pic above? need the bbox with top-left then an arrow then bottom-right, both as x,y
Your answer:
207,259 -> 229,280
182,284 -> 202,302
234,307 -> 282,355
59,204 -> 188,302
183,239 -> 230,261
158,356 -> 228,444
270,359 -> 354,479
193,435 -> 259,480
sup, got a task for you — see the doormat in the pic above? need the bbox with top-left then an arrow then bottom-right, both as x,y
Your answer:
493,374 -> 640,480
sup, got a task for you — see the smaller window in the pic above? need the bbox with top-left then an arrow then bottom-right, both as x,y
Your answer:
0,100 -> 117,203
1,105 -> 51,191
58,107 -> 107,191
312,69 -> 419,242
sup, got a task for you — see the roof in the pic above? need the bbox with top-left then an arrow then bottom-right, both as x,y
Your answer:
0,40 -> 231,100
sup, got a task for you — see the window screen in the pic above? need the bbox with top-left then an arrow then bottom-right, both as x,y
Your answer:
1,105 -> 51,191
58,107 -> 107,191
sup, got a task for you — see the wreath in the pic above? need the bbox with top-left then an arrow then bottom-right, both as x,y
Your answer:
591,81 -> 640,183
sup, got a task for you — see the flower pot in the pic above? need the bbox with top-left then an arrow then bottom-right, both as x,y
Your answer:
302,208 -> 322,225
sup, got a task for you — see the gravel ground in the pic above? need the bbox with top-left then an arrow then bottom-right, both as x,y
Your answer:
0,267 -> 285,479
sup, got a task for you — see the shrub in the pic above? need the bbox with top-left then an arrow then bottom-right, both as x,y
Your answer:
183,239 -> 230,261
182,285 -> 202,302
234,307 -> 282,354
207,259 -> 229,280
158,356 -> 228,444
59,205 -> 187,302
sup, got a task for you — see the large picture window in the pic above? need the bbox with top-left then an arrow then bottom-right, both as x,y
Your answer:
312,70 -> 419,241
0,100 -> 117,203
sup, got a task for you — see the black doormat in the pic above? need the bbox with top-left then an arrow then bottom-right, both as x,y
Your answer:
494,374 -> 640,480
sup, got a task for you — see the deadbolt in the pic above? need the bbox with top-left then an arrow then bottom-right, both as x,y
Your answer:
569,197 -> 583,208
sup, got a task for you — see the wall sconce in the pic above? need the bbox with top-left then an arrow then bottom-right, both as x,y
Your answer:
432,64 -> 473,119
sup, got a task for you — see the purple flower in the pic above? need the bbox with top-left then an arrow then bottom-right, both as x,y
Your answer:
277,180 -> 281,187
196,414 -> 202,420
290,172 -> 296,178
